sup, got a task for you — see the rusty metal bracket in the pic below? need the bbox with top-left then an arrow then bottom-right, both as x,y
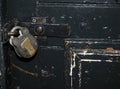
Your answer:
2,18 -> 71,43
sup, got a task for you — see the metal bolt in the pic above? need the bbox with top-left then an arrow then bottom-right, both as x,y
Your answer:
36,26 -> 43,33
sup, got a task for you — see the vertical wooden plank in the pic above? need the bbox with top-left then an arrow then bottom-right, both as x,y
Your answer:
0,0 -> 5,89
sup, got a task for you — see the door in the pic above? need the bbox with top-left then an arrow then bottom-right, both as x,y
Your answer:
1,0 -> 120,89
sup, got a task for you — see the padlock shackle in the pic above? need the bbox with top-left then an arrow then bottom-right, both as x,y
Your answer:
11,26 -> 23,32
9,26 -> 23,46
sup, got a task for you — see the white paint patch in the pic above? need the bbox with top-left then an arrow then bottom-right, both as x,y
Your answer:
80,59 -> 113,63
69,52 -> 76,89
70,52 -> 76,76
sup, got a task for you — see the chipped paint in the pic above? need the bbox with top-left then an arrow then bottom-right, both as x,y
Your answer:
80,59 -> 113,62
70,52 -> 76,76
69,52 -> 76,89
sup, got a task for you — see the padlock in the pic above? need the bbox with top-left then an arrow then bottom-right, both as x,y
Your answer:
9,26 -> 38,58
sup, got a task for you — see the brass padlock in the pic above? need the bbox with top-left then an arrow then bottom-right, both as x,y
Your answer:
9,26 -> 38,58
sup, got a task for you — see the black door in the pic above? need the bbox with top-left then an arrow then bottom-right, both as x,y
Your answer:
1,0 -> 120,89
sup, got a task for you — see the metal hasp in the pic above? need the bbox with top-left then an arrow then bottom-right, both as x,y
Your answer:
3,19 -> 71,43
64,39 -> 120,89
